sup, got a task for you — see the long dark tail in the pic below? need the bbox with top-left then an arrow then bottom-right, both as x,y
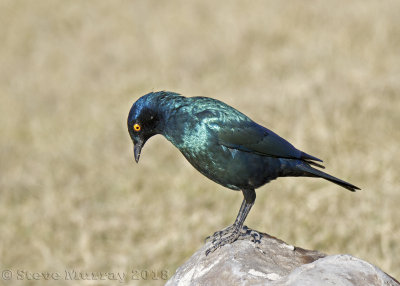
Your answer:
297,162 -> 360,192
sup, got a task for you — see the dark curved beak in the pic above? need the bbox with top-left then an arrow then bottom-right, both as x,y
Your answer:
133,140 -> 143,163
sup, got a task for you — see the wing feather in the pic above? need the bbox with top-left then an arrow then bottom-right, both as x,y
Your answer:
191,97 -> 323,165
216,120 -> 323,164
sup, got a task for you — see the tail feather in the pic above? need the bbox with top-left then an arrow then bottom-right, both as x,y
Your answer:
301,151 -> 323,163
300,151 -> 326,169
298,162 -> 360,192
303,159 -> 325,169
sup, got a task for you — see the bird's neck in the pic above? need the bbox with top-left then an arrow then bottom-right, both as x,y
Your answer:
152,94 -> 190,145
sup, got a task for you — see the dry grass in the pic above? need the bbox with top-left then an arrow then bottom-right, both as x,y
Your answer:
1,0 -> 399,284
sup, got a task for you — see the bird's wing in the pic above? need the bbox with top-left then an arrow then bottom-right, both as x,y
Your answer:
216,120 -> 323,164
191,97 -> 323,165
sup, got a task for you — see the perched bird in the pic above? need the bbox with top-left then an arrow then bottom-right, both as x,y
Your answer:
127,91 -> 360,255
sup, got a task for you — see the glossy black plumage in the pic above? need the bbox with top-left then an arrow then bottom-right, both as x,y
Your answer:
127,91 -> 360,254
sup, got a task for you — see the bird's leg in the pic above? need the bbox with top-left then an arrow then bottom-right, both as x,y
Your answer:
205,199 -> 247,242
205,189 -> 255,255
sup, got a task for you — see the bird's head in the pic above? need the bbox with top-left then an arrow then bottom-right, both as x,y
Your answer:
127,93 -> 164,163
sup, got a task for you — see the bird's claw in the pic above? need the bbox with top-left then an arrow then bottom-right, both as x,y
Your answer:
205,225 -> 236,243
236,225 -> 262,243
205,225 -> 255,255
205,228 -> 240,256
205,225 -> 263,255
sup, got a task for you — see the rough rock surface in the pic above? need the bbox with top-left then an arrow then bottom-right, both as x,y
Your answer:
166,228 -> 399,286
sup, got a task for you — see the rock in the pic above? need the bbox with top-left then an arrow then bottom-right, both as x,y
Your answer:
166,227 -> 399,286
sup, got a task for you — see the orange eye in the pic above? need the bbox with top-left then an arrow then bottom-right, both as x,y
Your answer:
133,123 -> 141,132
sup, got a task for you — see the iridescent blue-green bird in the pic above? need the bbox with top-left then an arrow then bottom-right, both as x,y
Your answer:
127,91 -> 359,255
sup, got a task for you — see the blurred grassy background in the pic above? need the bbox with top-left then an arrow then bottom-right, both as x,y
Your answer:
0,0 -> 399,284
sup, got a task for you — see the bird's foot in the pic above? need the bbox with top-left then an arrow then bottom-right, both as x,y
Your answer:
205,224 -> 252,256
205,226 -> 240,256
205,225 -> 263,256
205,224 -> 237,243
236,225 -> 262,243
